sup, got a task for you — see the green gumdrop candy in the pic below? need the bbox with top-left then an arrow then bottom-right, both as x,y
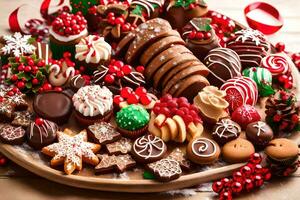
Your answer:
243,67 -> 275,97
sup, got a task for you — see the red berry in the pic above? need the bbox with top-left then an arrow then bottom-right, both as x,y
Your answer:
79,66 -> 85,72
17,81 -> 25,89
136,66 -> 145,73
32,66 -> 38,71
231,181 -> 243,194
175,110 -> 185,117
249,153 -> 262,164
63,52 -> 71,58
35,118 -> 44,126
153,106 -> 161,115
219,190 -> 232,200
24,66 -> 32,72
240,165 -> 252,177
196,32 -> 204,39
278,74 -> 288,83
107,12 -> 115,18
115,17 -> 125,25
18,64 -> 25,71
43,83 -> 52,91
0,158 -> 7,166
104,74 -> 115,84
108,65 -> 119,73
7,91 -> 14,96
113,95 -> 124,105
160,107 -> 171,117
177,97 -> 188,104
116,70 -> 124,77
12,87 -> 19,93
27,59 -> 34,66
11,74 -> 18,82
275,42 -> 285,52
233,171 -> 244,182
244,178 -> 254,191
212,181 -> 223,193
183,115 -> 193,124
179,102 -> 190,108
204,32 -> 212,39
120,87 -> 133,98
221,178 -> 231,188
253,175 -> 264,187
167,101 -> 178,108
122,23 -> 131,32
127,93 -> 139,104
188,30 -> 196,39
180,107 -> 189,114
284,81 -> 293,89
114,60 -> 124,68
32,78 -> 39,85
54,87 -> 63,92
122,65 -> 132,75
140,94 -> 151,105
188,3 -> 195,9
135,87 -> 147,96
160,94 -> 172,102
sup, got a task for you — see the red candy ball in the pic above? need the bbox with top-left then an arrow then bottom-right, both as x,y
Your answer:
219,190 -> 232,200
212,181 -> 223,193
231,105 -> 261,129
140,95 -> 151,105
231,181 -> 243,194
275,42 -> 285,52
135,87 -> 147,96
120,87 -> 133,98
249,153 -> 262,164
240,165 -> 252,177
127,93 -> 139,104
113,95 -> 124,105
35,118 -> 44,126
244,178 -> 254,192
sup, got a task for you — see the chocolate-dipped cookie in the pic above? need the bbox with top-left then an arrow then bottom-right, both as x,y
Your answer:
69,74 -> 85,92
204,47 -> 242,87
33,91 -> 72,124
212,118 -> 241,145
87,122 -> 121,145
27,118 -> 58,149
132,134 -> 167,164
0,125 -> 25,145
182,18 -> 221,60
246,121 -> 273,147
187,137 -> 220,165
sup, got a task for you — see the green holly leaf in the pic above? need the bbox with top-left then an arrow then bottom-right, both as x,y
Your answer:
28,37 -> 36,44
20,56 -> 27,64
25,81 -> 32,89
191,18 -> 212,32
131,5 -> 143,16
35,71 -> 44,81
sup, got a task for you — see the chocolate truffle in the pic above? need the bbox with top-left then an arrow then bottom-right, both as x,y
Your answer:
33,91 -> 73,124
226,28 -> 271,69
182,18 -> 221,61
26,119 -> 58,149
69,74 -> 85,92
212,118 -> 241,145
204,47 -> 242,87
246,121 -> 273,147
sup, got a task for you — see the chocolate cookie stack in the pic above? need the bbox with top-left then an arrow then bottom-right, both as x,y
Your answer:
116,18 -> 210,101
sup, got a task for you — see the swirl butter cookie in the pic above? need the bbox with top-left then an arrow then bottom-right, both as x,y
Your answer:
187,137 -> 220,164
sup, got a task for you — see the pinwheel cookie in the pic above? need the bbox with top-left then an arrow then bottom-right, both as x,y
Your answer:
41,129 -> 101,175
148,95 -> 203,143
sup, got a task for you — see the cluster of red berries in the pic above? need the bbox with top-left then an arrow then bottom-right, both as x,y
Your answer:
52,12 -> 87,36
104,59 -> 144,84
114,87 -> 152,106
152,94 -> 202,125
207,11 -> 236,46
212,153 -> 271,200
24,19 -> 49,42
0,154 -> 7,166
106,12 -> 136,32
188,30 -> 212,40
291,52 -> 300,71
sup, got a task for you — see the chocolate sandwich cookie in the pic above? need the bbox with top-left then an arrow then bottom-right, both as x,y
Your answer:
187,137 -> 220,165
168,74 -> 210,101
212,118 -> 241,145
0,125 -> 25,145
132,134 -> 167,164
162,63 -> 209,93
33,91 -> 72,124
265,138 -> 298,166
26,118 -> 58,149
246,121 -> 273,147
145,45 -> 192,82
222,138 -> 255,163
140,35 -> 185,66
87,122 -> 121,145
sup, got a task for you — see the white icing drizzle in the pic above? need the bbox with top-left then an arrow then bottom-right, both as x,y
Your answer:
72,85 -> 113,117
29,120 -> 57,144
133,135 -> 166,160
253,121 -> 266,136
212,119 -> 240,138
0,125 -> 24,140
149,158 -> 182,178
75,35 -> 111,64
191,138 -> 217,158
234,29 -> 266,46
46,131 -> 97,167
49,27 -> 88,42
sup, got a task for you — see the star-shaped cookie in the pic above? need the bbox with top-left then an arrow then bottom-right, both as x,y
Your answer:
41,129 -> 101,175
95,154 -> 136,174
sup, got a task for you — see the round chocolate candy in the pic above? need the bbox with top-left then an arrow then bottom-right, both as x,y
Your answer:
69,74 -> 85,92
33,91 -> 73,124
246,121 -> 273,147
212,118 -> 241,145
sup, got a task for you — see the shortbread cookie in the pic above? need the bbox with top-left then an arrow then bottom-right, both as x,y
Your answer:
41,129 -> 101,175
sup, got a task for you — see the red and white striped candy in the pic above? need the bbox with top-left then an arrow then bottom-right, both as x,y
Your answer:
261,54 -> 289,76
220,76 -> 258,112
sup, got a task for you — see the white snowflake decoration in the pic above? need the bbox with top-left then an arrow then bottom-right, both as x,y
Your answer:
1,32 -> 36,57
235,29 -> 265,46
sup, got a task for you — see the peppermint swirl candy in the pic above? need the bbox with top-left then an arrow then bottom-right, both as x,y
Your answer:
191,138 -> 217,158
133,134 -> 166,160
75,35 -> 111,64
261,55 -> 289,76
72,85 -> 113,117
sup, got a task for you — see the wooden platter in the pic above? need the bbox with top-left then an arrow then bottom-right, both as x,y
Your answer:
0,14 -> 300,193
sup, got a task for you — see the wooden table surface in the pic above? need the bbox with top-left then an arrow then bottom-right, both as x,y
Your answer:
0,0 -> 300,199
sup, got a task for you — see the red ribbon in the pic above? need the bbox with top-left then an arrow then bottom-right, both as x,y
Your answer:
8,0 -> 65,33
244,2 -> 283,35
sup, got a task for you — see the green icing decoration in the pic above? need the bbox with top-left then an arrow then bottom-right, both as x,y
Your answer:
70,0 -> 99,15
116,105 -> 150,131
243,67 -> 275,97
143,171 -> 155,180
131,4 -> 144,16
174,0 -> 196,8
